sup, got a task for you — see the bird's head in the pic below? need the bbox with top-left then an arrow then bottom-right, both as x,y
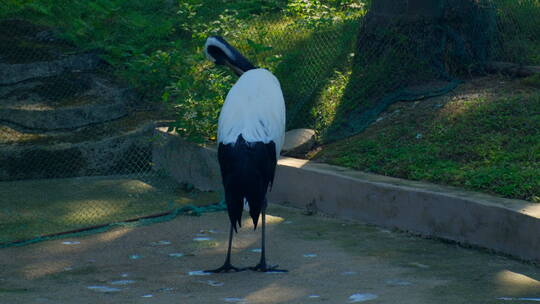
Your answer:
204,36 -> 256,77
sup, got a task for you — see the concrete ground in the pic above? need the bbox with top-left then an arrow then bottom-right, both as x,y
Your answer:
1,204 -> 539,304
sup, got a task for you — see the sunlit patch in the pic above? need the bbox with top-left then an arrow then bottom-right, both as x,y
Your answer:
264,214 -> 285,224
117,179 -> 155,193
97,227 -> 133,243
520,204 -> 540,218
62,199 -> 122,224
245,283 -> 304,303
496,270 -> 540,295
278,157 -> 309,168
243,214 -> 285,229
22,260 -> 71,279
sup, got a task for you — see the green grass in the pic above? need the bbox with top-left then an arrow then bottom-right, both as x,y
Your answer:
0,175 -> 221,244
313,84 -> 540,202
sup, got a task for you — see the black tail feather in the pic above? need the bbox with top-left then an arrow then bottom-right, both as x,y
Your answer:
218,135 -> 276,232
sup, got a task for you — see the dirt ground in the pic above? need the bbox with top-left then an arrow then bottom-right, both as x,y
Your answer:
1,204 -> 540,304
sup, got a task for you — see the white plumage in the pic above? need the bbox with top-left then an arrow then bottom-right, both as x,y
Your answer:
217,68 -> 286,158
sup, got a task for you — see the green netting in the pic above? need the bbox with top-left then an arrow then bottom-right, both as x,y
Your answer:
0,0 -> 538,246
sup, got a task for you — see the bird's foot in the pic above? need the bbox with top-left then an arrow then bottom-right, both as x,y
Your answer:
204,263 -> 246,274
249,262 -> 288,273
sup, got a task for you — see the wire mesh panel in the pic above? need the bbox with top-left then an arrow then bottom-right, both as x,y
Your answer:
1,0 -> 539,245
0,9 -> 193,245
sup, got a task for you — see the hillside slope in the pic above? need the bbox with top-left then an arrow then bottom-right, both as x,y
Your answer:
311,75 -> 540,202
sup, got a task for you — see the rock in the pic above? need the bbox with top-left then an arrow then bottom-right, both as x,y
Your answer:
0,53 -> 104,85
281,128 -> 316,156
0,74 -> 134,130
0,121 -> 157,181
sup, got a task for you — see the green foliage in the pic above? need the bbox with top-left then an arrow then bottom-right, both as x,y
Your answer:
163,58 -> 234,142
495,0 -> 540,64
286,0 -> 367,29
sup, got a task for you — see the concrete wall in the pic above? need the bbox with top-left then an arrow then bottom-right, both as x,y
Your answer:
152,128 -> 221,191
152,128 -> 540,263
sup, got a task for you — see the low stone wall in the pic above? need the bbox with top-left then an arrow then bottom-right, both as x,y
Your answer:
152,128 -> 540,263
152,127 -> 221,191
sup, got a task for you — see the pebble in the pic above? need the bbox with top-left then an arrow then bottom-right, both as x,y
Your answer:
349,293 -> 378,302
62,241 -> 80,245
193,237 -> 212,241
188,270 -> 211,276
168,253 -> 184,258
87,286 -> 121,293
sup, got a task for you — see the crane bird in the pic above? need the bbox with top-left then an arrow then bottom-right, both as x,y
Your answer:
203,36 -> 286,273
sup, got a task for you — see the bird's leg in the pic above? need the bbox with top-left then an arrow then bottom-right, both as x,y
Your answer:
249,208 -> 288,273
204,224 -> 245,273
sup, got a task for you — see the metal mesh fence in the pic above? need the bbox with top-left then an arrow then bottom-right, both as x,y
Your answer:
1,0 -> 539,245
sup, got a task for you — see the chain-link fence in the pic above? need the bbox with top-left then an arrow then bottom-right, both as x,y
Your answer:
1,0 -> 539,246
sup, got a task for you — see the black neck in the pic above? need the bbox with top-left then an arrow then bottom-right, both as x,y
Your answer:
206,36 -> 256,76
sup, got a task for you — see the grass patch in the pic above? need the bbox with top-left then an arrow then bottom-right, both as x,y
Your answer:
0,175 -> 221,244
313,78 -> 540,202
